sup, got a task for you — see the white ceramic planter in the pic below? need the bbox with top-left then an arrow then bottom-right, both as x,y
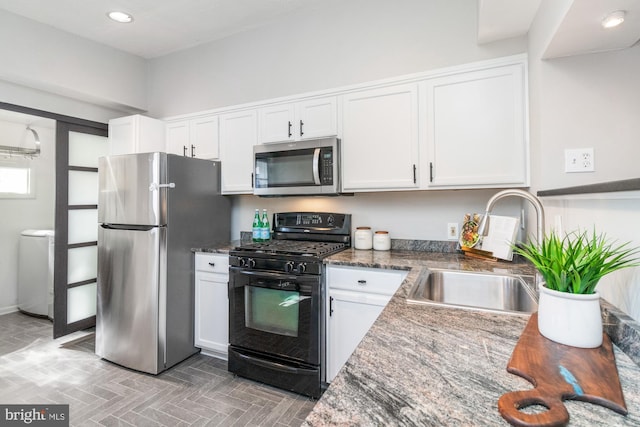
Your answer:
537,285 -> 603,348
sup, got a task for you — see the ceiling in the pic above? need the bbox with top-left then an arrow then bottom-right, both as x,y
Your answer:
0,0 -> 327,58
0,1 -> 638,60
478,0 -> 640,59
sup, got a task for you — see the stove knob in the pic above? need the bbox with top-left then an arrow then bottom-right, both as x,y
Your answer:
285,261 -> 295,273
297,263 -> 306,273
238,257 -> 247,267
248,258 -> 256,269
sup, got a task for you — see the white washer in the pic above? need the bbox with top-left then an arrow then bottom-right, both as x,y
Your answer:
18,229 -> 55,318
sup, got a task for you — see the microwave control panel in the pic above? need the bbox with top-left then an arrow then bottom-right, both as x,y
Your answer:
320,148 -> 333,185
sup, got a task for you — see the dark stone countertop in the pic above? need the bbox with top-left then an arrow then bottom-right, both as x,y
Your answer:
192,240 -> 240,254
303,248 -> 640,426
537,177 -> 640,197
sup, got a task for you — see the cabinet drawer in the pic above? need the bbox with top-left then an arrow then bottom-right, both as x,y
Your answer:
195,253 -> 229,274
326,266 -> 407,295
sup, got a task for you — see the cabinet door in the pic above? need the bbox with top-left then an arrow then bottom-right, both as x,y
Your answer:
326,289 -> 390,382
424,63 -> 528,188
259,103 -> 295,143
341,84 -> 420,191
195,271 -> 229,358
190,115 -> 219,159
219,109 -> 257,194
108,116 -> 136,155
109,115 -> 165,155
297,97 -> 337,140
166,121 -> 189,156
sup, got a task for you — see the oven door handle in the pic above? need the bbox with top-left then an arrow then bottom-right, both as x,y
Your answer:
234,349 -> 317,375
236,269 -> 299,282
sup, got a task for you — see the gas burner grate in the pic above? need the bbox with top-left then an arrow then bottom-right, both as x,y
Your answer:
235,240 -> 346,257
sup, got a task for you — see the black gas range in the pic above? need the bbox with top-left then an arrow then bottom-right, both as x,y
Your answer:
229,212 -> 351,274
227,212 -> 351,398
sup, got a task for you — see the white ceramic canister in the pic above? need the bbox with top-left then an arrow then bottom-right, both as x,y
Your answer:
373,231 -> 391,251
354,227 -> 373,250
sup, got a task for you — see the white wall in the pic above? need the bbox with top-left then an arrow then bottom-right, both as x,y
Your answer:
0,9 -> 147,121
230,190 -> 523,243
0,117 -> 56,314
528,1 -> 640,191
147,0 -> 526,117
526,1 -> 640,321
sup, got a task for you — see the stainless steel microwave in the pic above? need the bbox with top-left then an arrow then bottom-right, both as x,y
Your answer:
253,138 -> 340,196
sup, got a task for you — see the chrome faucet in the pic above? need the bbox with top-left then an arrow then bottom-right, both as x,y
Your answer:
477,189 -> 546,245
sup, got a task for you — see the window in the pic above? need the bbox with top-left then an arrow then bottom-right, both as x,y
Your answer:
0,158 -> 34,198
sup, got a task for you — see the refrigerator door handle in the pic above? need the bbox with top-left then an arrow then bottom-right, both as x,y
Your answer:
149,182 -> 176,191
101,224 -> 156,231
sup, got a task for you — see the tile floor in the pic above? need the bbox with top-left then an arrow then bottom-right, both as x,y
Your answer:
0,312 -> 316,426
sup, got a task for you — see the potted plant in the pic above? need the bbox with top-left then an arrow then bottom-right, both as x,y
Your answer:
513,229 -> 640,348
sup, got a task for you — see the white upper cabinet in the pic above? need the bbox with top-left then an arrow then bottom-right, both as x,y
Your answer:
422,62 -> 528,189
258,96 -> 337,143
219,109 -> 257,194
165,121 -> 189,156
108,115 -> 165,155
166,115 -> 220,160
341,84 -> 420,192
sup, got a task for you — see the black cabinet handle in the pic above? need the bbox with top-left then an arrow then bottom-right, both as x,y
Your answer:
208,262 -> 215,267
413,164 -> 417,184
357,280 -> 367,285
251,172 -> 254,188
191,145 -> 196,157
329,296 -> 334,316
288,121 -> 292,138
430,162 -> 434,182
299,120 -> 304,137
183,145 -> 187,156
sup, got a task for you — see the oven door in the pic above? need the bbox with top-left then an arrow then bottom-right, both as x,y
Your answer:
229,267 -> 321,365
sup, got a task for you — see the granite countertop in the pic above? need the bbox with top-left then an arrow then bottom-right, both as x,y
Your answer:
304,248 -> 640,426
192,240 -> 240,254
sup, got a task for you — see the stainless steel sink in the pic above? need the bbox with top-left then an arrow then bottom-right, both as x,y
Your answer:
406,269 -> 537,315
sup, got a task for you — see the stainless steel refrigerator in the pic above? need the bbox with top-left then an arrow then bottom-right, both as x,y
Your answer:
96,152 -> 230,374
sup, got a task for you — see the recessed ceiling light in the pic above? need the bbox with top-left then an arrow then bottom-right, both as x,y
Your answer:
601,10 -> 626,29
108,11 -> 134,23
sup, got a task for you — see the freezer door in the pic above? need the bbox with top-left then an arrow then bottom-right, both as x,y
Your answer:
96,225 -> 166,374
98,152 -> 167,226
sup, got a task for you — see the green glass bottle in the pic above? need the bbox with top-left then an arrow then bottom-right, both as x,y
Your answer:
261,209 -> 271,241
252,209 -> 262,242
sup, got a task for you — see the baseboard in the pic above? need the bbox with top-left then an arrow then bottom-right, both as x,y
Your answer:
0,305 -> 19,316
199,348 -> 228,361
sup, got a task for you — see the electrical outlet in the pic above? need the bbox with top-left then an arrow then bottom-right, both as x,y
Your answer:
565,148 -> 594,173
447,222 -> 459,240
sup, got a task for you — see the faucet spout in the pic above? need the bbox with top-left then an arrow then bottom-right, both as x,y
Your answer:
477,189 -> 545,245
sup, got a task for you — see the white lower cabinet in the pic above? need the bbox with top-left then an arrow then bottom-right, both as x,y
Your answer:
194,253 -> 229,359
325,265 -> 407,382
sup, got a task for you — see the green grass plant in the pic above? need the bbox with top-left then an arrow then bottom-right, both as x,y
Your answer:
513,230 -> 640,294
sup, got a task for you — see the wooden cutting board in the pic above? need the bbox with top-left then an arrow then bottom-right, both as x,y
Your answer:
498,313 -> 627,427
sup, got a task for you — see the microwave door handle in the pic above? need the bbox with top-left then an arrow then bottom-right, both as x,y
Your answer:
312,148 -> 321,185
